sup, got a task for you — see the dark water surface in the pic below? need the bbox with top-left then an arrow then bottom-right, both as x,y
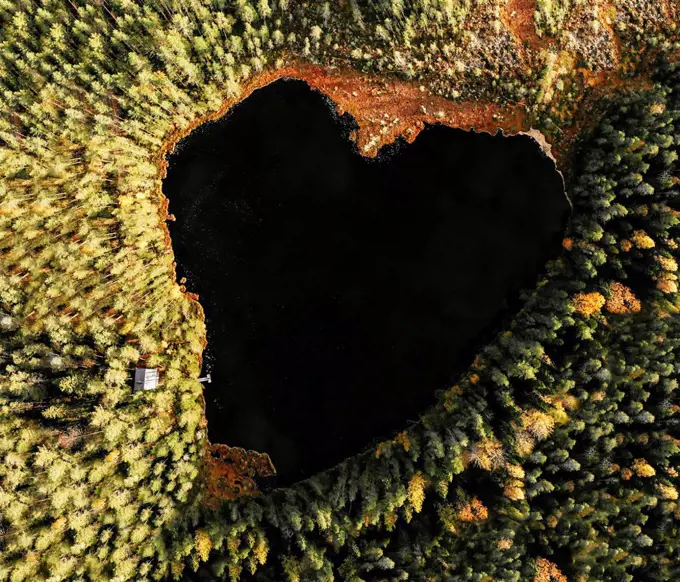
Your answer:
164,79 -> 569,485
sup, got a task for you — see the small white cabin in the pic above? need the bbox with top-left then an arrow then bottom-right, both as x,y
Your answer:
134,368 -> 159,392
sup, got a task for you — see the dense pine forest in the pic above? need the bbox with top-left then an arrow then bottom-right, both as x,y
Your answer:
1,1 -> 680,581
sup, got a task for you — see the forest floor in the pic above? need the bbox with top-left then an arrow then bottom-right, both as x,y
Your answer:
502,0 -> 551,53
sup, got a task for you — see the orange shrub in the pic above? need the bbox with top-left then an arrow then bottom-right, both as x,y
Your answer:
572,292 -> 605,317
605,282 -> 641,314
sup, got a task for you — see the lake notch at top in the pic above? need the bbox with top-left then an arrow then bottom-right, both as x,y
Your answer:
163,78 -> 569,486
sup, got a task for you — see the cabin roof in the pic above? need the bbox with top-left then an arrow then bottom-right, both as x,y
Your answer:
134,367 -> 159,391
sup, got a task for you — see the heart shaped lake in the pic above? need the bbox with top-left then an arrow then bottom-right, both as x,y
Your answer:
164,78 -> 569,486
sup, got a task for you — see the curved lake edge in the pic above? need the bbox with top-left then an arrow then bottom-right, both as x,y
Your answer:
161,77 -> 571,486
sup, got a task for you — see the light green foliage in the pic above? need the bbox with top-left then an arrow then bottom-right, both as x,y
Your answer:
534,0 -> 574,37
0,0 -> 679,581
